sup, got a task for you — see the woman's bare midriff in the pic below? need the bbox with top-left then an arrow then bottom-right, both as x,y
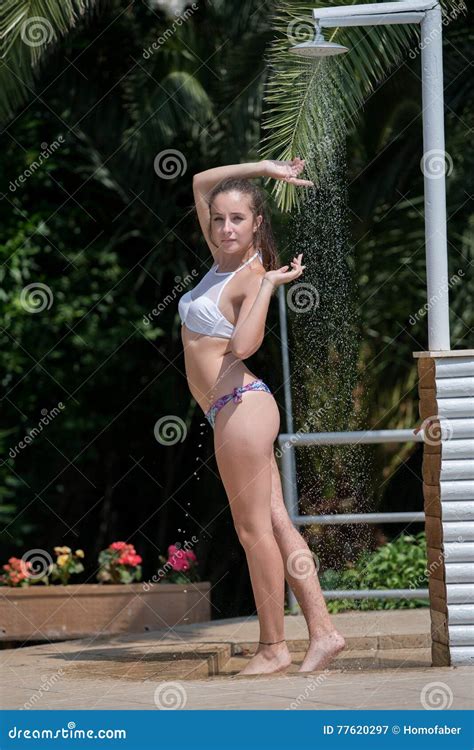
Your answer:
180,260 -> 266,414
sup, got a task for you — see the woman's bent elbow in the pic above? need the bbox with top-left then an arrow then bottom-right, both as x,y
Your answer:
231,346 -> 248,360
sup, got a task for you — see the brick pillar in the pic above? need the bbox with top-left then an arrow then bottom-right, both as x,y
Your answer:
414,350 -> 474,667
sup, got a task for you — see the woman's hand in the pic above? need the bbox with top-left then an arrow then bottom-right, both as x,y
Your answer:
263,157 -> 314,187
263,253 -> 306,289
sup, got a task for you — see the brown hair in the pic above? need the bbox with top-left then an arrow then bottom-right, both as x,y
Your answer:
206,178 -> 280,272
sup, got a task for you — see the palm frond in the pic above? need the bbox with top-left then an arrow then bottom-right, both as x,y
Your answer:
0,0 -> 100,125
259,0 -> 467,212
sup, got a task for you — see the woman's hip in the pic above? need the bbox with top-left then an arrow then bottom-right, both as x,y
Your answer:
206,378 -> 280,437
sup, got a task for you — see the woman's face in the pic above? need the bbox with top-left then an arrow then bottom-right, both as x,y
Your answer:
210,190 -> 262,255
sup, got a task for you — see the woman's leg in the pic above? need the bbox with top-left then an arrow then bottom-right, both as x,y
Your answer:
269,451 -> 346,672
213,391 -> 292,675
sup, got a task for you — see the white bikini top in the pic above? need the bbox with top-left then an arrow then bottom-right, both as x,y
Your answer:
178,250 -> 263,339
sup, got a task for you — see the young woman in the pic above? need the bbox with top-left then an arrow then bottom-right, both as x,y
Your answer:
178,158 -> 345,675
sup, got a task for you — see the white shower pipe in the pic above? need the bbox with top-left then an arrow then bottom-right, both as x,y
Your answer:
313,0 -> 451,351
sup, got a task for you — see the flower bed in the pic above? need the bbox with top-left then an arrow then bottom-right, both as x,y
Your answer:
0,540 -> 210,642
0,581 -> 211,642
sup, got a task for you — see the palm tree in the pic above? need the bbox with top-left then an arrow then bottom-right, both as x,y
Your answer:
259,0 -> 468,212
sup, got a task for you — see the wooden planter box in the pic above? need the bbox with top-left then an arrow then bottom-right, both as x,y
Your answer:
0,581 -> 211,643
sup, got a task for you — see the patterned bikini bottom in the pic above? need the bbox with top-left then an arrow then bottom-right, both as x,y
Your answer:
204,379 -> 272,429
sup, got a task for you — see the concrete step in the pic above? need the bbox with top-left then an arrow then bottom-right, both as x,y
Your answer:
232,633 -> 431,654
66,642 -> 232,682
220,648 -> 432,676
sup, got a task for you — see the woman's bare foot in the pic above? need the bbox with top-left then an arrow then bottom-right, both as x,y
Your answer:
298,630 -> 346,673
237,641 -> 292,676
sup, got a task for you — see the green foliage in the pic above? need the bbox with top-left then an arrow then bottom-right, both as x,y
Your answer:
320,532 -> 429,613
0,0 -> 100,124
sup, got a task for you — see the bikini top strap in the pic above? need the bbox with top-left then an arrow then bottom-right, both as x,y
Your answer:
233,250 -> 260,274
212,249 -> 262,275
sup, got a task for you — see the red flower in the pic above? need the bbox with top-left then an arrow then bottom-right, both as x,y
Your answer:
117,553 -> 142,567
109,541 -> 128,551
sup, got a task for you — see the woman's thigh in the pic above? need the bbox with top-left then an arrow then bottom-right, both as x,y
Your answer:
213,391 -> 280,532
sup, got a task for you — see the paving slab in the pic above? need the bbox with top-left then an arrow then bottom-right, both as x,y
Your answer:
2,609 -> 471,710
2,667 -> 471,710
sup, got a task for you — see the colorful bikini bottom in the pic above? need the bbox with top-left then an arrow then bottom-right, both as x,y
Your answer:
204,379 -> 272,429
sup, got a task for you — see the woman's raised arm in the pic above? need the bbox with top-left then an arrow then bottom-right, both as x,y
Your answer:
193,162 -> 269,258
192,158 -> 313,258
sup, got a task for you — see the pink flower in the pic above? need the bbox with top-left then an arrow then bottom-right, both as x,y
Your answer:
169,556 -> 189,572
185,550 -> 197,562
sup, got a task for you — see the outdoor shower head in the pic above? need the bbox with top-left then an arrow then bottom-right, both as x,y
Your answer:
289,24 -> 349,58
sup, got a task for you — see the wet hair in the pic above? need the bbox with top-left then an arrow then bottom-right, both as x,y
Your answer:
206,177 -> 280,272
